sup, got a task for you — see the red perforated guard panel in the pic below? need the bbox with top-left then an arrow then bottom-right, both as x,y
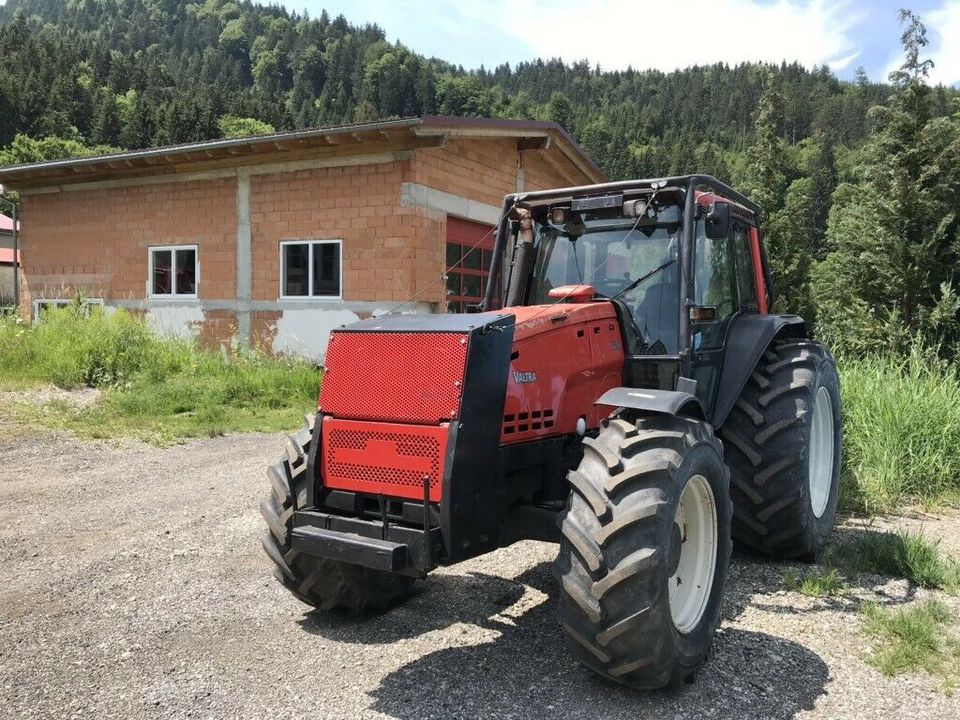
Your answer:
319,331 -> 468,424
322,418 -> 448,501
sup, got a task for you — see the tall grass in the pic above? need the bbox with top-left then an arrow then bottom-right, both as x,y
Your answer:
839,344 -> 960,512
0,306 -> 320,442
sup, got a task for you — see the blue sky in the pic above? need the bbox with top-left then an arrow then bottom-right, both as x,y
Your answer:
297,0 -> 960,86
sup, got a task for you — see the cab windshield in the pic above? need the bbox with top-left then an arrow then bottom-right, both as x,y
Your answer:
527,204 -> 682,353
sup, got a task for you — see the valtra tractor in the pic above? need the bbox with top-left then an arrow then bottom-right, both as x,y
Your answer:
260,175 -> 842,690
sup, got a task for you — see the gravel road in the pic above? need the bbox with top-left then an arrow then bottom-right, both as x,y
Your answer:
1,427 -> 958,720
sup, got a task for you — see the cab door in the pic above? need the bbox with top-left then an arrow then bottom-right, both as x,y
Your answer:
689,214 -> 759,414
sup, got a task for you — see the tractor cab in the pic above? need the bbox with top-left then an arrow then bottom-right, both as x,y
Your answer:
485,176 -> 775,423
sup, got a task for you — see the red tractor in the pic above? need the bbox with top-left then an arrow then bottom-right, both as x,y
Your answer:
261,175 -> 842,690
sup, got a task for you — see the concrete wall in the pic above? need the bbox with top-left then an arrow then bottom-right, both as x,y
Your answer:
15,139 -> 593,359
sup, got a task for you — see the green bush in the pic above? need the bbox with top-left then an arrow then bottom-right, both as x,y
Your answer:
839,344 -> 960,512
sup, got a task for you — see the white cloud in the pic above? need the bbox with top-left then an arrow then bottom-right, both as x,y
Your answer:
456,0 -> 861,73
925,1 -> 960,86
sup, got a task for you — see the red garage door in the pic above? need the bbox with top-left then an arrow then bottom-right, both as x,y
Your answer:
445,217 -> 500,313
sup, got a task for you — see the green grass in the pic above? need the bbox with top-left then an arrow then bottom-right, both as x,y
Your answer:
839,344 -> 960,512
783,567 -> 847,597
830,530 -> 960,593
0,306 -> 320,444
861,599 -> 960,691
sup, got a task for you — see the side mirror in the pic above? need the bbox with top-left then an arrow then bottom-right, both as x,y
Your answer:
705,202 -> 730,240
689,305 -> 718,324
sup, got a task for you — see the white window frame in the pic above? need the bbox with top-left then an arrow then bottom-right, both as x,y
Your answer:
148,244 -> 199,299
279,239 -> 343,300
33,297 -> 104,321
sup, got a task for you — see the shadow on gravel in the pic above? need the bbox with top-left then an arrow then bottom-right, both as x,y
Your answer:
300,560 -> 829,719
296,565 -> 546,644
365,601 -> 827,720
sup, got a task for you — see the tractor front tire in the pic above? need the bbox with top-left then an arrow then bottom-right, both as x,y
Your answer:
720,339 -> 842,559
260,416 -> 416,612
554,414 -> 732,690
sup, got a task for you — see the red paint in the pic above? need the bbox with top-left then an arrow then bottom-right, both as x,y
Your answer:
547,284 -> 596,303
320,330 -> 468,424
501,302 -> 624,444
322,418 -> 449,502
748,225 -> 769,314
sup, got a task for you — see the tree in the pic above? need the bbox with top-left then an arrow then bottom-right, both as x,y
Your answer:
217,115 -> 275,138
91,89 -> 122,146
811,10 -> 960,354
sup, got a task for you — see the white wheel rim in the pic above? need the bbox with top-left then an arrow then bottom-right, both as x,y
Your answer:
668,474 -> 718,634
809,385 -> 835,519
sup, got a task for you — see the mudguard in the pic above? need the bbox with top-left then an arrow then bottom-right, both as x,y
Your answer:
711,313 -> 807,428
595,387 -> 705,419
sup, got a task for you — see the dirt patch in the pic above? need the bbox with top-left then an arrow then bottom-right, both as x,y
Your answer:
0,429 -> 958,719
0,384 -> 102,409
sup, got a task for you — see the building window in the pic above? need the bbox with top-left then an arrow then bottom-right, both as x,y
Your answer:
280,240 -> 342,299
149,245 -> 197,297
33,297 -> 104,320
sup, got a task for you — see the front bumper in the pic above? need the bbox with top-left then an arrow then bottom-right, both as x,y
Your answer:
292,509 -> 441,577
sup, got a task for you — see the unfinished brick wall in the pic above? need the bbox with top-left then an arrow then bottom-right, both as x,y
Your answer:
18,178 -> 236,316
249,160 -> 445,305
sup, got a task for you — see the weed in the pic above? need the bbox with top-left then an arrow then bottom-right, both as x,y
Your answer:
832,530 -> 960,593
861,599 -> 960,691
783,567 -> 847,597
839,344 -> 960,512
0,308 -> 320,443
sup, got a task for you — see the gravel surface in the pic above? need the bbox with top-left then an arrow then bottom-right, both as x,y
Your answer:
1,427 -> 959,719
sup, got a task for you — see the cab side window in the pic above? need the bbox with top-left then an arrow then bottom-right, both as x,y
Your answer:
731,222 -> 759,311
693,221 -> 737,350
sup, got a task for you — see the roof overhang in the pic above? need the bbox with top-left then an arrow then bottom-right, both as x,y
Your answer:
0,116 -> 606,191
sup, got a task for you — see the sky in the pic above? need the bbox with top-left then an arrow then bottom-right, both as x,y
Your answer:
297,0 -> 960,86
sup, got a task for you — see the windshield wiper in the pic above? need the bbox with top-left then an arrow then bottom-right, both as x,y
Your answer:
611,257 -> 677,301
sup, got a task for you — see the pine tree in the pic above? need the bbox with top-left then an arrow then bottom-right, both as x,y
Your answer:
812,10 -> 960,354
91,89 -> 122,146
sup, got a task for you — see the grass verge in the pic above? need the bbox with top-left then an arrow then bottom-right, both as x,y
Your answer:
839,344 -> 960,512
0,307 -> 320,444
861,599 -> 960,692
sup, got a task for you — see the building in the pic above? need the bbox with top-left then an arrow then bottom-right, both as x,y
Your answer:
0,213 -> 19,307
0,116 -> 605,358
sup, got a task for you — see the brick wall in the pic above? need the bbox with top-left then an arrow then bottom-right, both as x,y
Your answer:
249,160 -> 445,305
19,178 -> 236,316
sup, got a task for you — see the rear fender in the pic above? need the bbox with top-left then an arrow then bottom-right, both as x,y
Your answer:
711,313 -> 807,428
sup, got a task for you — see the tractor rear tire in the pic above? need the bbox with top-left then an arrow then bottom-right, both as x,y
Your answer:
554,414 -> 732,690
260,415 -> 416,612
720,339 -> 842,559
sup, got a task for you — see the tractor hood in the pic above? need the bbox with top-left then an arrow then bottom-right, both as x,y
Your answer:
510,302 -> 619,343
